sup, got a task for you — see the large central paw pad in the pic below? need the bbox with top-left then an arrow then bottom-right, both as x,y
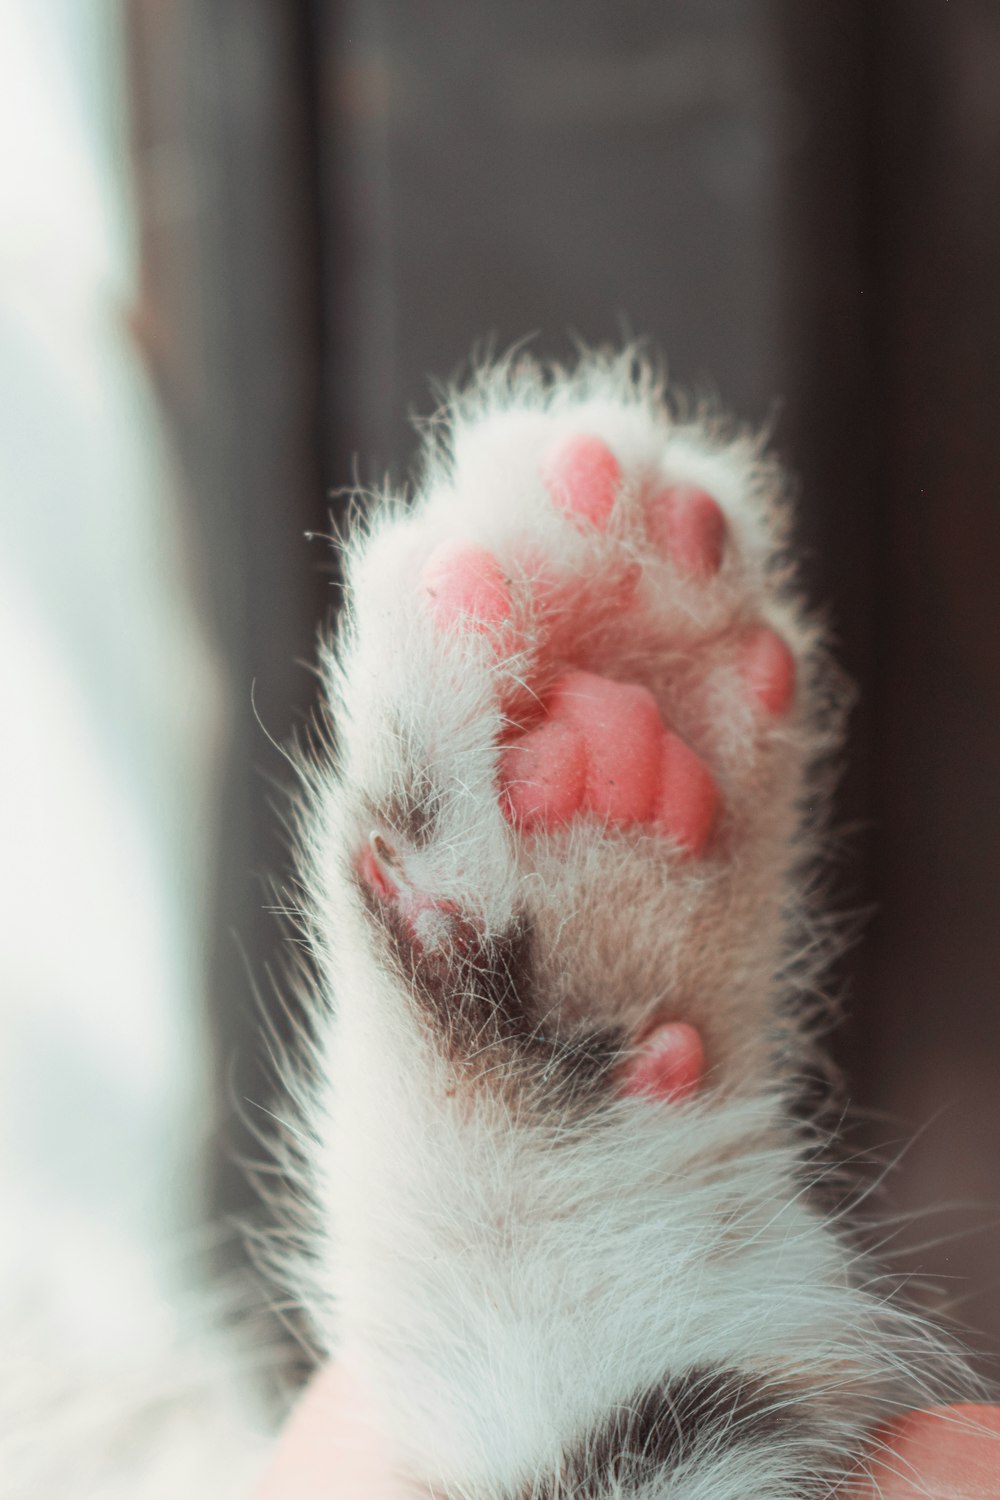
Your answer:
500,670 -> 719,856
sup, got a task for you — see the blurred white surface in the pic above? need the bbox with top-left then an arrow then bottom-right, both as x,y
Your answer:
0,0 -> 225,1303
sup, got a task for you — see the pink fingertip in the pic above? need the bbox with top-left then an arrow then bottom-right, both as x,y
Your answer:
869,1404 -> 1000,1500
421,540 -> 513,636
623,1021 -> 704,1102
542,434 -> 621,528
499,719 -> 588,830
740,627 -> 796,717
653,731 -> 719,856
548,671 -> 664,825
647,485 -> 726,577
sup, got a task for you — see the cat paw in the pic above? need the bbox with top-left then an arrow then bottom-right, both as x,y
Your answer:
331,366 -> 817,1106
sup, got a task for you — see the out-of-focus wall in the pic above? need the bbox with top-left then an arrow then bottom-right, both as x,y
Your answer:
0,0 -> 224,1329
125,0 -> 327,1278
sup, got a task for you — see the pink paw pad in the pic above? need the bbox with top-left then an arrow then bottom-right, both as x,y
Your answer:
621,1021 -> 704,1102
647,484 -> 726,577
740,627 -> 796,716
422,540 -> 514,640
501,718 -> 588,828
548,671 -> 664,825
654,730 -> 720,856
542,434 -> 621,528
500,669 -> 719,855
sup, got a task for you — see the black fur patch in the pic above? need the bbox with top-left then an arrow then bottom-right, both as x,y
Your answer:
524,1365 -> 818,1499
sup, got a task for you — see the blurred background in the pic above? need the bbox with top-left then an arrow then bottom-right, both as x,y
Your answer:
2,0 -> 998,1403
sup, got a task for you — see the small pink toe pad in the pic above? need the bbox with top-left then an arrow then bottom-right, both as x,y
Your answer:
542,435 -> 621,528
500,669 -> 718,855
648,485 -> 726,577
654,730 -> 720,855
422,541 -> 514,636
740,627 -> 796,716
622,1021 -> 704,1102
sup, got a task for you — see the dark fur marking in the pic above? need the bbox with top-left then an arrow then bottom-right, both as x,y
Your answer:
382,903 -> 539,1059
355,869 -> 622,1103
523,1365 -> 818,1500
374,771 -> 439,847
539,1027 -> 624,1110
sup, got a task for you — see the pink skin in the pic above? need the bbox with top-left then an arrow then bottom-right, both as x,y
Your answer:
653,729 -> 720,855
542,434 -> 622,527
647,484 -> 727,578
500,670 -> 718,856
421,540 -> 517,653
359,840 -> 397,902
740,626 -> 796,716
620,1021 -> 705,1102
547,671 -> 665,825
252,1363 -> 413,1500
865,1406 -> 1000,1499
254,1369 -> 1000,1499
500,717 -> 589,827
